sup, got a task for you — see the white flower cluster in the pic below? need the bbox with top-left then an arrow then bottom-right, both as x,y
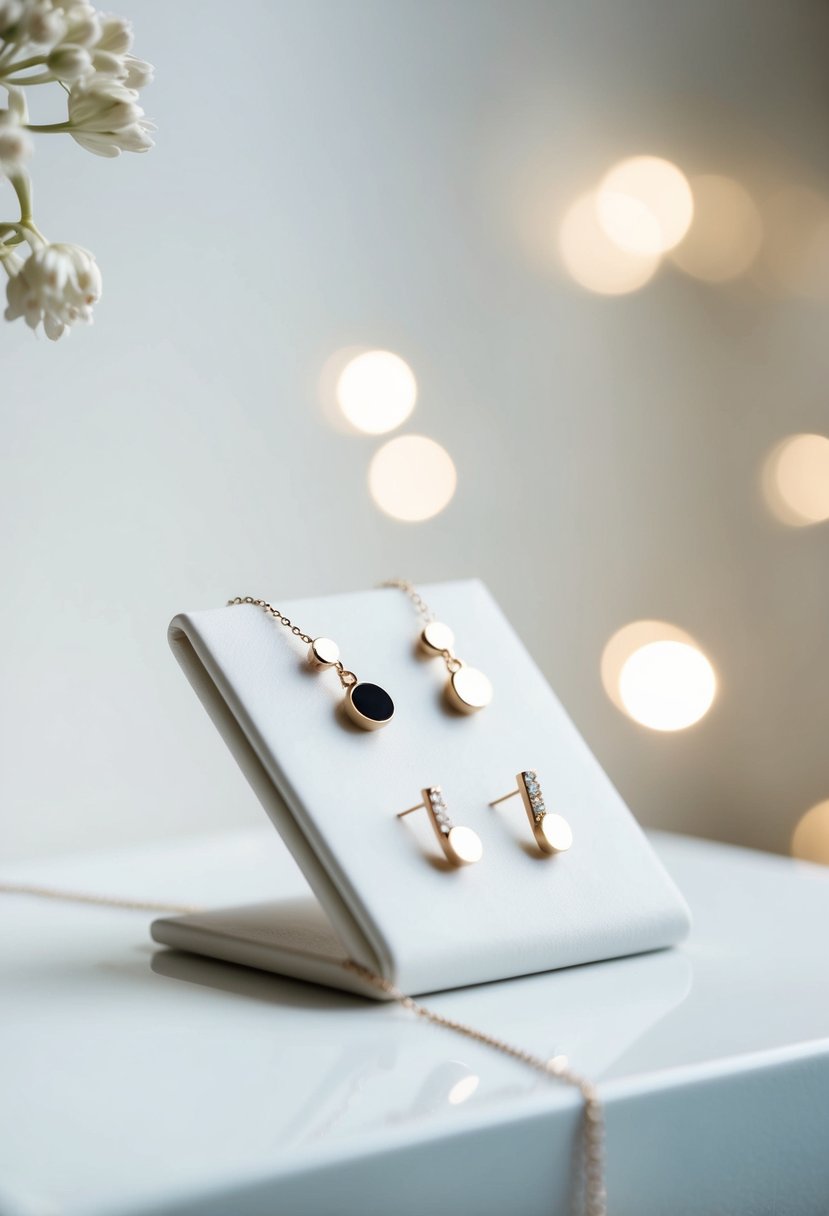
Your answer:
5,241 -> 100,338
0,0 -> 154,338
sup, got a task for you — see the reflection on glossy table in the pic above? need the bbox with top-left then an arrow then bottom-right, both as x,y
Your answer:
1,829 -> 828,1216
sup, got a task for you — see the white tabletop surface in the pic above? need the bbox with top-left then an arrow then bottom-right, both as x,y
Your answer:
2,828 -> 828,1216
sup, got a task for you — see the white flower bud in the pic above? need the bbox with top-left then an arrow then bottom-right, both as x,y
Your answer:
96,14 -> 132,55
69,78 -> 140,127
22,2 -> 66,46
90,48 -> 126,76
64,10 -> 101,48
123,55 -> 153,89
48,43 -> 93,82
0,249 -> 24,278
68,78 -> 154,157
0,1 -> 24,37
4,242 -> 102,341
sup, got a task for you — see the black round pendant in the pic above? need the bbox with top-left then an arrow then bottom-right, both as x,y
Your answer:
345,681 -> 394,731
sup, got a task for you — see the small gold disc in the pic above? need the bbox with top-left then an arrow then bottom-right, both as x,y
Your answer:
538,814 -> 573,854
446,824 -> 483,865
419,620 -> 455,655
446,665 -> 493,714
308,637 -> 340,669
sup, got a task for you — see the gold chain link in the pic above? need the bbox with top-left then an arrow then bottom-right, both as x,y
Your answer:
379,578 -> 435,624
0,881 -> 606,1215
344,962 -> 606,1215
228,596 -> 357,689
0,882 -> 201,915
379,579 -> 465,677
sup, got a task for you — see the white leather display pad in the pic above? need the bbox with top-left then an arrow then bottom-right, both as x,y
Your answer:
164,580 -> 690,995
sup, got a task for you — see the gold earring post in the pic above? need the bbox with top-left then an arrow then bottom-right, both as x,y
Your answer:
397,802 -> 425,818
489,790 -> 519,808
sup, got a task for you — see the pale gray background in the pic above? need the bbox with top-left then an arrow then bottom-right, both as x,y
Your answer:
2,0 -> 828,861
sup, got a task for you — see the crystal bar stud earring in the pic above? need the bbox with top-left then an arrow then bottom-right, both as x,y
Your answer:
397,786 -> 483,866
489,771 -> 573,855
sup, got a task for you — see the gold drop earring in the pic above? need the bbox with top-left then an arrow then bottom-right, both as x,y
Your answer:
228,596 -> 395,731
381,579 -> 493,713
489,770 -> 573,855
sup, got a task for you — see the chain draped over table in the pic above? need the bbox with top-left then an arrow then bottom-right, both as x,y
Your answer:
0,880 -> 607,1215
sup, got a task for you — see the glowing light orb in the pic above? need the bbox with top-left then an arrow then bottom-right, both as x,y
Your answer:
792,800 -> 829,866
336,349 -> 417,434
559,191 -> 659,295
618,639 -> 717,731
672,175 -> 762,282
597,156 -> 694,256
368,435 -> 457,522
764,433 -> 829,527
602,621 -> 694,713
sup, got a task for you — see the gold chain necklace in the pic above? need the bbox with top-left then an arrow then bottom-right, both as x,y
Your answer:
0,880 -> 607,1215
379,578 -> 494,713
227,595 -> 396,731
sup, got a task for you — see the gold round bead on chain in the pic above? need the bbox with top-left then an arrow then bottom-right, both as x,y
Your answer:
228,596 -> 395,731
382,579 -> 493,714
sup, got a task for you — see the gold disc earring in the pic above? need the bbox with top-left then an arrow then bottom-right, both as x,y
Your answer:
228,597 -> 395,731
397,786 -> 483,866
489,770 -> 573,854
381,579 -> 493,714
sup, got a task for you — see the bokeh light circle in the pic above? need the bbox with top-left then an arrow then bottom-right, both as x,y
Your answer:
601,620 -> 695,713
336,349 -> 417,434
597,156 -> 694,256
672,175 -> 763,282
618,639 -> 717,731
368,435 -> 457,522
764,433 -> 829,527
559,191 -> 660,295
792,800 -> 829,866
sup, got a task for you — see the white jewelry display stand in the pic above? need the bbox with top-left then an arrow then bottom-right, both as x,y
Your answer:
152,580 -> 690,998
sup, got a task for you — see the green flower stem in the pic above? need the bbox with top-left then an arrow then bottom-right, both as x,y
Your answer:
0,239 -> 22,265
0,53 -> 46,76
10,172 -> 32,222
4,176 -> 47,249
3,72 -> 55,85
24,121 -> 73,133
23,219 -> 47,243
0,218 -> 46,248
0,225 -> 28,250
